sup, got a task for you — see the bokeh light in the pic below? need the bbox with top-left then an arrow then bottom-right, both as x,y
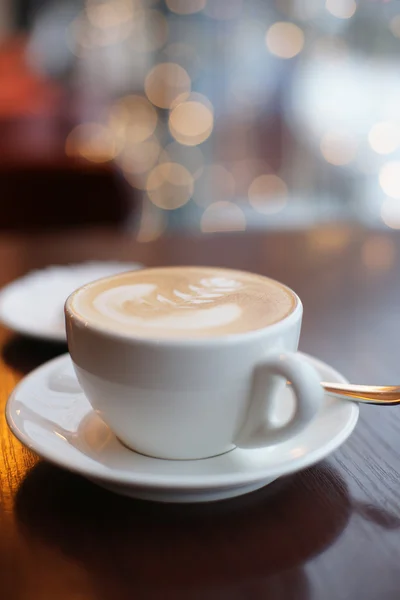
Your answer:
130,9 -> 169,53
203,0 -> 242,21
325,0 -> 356,19
379,161 -> 400,199
119,136 -> 161,174
200,201 -> 246,233
67,15 -> 102,53
266,22 -> 304,59
231,159 -> 271,195
159,142 -> 204,179
123,171 -> 148,190
146,162 -> 194,209
170,91 -> 212,111
381,198 -> 400,229
320,131 -> 357,166
166,0 -> 206,15
108,95 -> 157,144
86,0 -> 134,29
361,237 -> 396,270
368,122 -> 400,155
69,4 -> 134,52
136,203 -> 167,243
65,123 -> 119,163
306,228 -> 351,255
389,15 -> 400,39
68,5 -> 168,54
193,165 -> 235,207
145,62 -> 191,109
169,100 -> 214,146
248,174 -> 288,214
67,0 -> 388,234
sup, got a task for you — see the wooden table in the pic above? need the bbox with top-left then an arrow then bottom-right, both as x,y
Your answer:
1,225 -> 400,599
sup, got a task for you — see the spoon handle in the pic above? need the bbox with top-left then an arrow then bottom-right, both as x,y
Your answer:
321,383 -> 400,405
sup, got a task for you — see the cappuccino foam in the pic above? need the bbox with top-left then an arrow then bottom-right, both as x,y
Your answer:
70,267 -> 296,339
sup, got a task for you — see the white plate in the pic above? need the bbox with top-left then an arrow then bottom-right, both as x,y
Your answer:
0,261 -> 142,342
6,352 -> 359,503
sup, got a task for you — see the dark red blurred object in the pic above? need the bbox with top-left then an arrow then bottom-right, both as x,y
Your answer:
0,37 -> 133,231
0,162 -> 133,231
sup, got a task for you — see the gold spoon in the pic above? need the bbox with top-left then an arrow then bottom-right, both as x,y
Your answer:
321,383 -> 400,405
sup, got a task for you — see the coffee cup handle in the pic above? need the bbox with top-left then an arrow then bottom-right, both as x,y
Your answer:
235,353 -> 324,448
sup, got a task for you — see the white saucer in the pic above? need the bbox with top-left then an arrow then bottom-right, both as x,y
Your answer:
6,352 -> 359,503
0,261 -> 142,342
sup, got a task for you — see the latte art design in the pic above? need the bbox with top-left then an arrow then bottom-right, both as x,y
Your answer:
71,267 -> 296,339
93,278 -> 243,331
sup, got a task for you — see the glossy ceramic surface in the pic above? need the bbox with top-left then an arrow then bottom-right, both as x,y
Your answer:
6,352 -> 359,502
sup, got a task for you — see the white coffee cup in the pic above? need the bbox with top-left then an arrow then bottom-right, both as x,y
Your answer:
65,269 -> 324,460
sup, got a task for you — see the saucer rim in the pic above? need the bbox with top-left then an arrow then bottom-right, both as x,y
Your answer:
0,262 -> 142,342
6,352 -> 359,490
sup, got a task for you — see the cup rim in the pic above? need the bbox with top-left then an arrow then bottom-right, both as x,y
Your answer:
65,266 -> 302,347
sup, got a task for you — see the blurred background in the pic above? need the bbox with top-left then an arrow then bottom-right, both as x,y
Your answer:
0,0 -> 399,238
